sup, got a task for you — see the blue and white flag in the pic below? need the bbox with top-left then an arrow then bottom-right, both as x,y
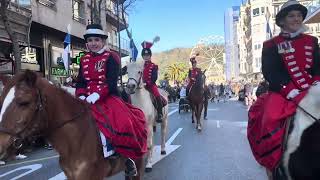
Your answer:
62,24 -> 71,71
265,7 -> 273,39
130,39 -> 138,62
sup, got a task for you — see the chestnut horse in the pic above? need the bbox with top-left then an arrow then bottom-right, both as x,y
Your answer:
188,70 -> 206,131
0,70 -> 145,180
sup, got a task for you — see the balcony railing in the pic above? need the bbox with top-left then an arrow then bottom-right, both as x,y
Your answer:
108,35 -> 130,56
106,0 -> 129,23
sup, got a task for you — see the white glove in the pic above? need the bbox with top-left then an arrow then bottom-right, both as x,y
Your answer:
286,89 -> 300,99
86,92 -> 100,104
79,95 -> 86,100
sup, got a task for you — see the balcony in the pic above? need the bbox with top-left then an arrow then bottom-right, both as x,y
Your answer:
105,0 -> 129,31
0,1 -> 31,45
108,35 -> 130,57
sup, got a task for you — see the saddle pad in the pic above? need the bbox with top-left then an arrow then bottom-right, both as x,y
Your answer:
99,131 -> 114,158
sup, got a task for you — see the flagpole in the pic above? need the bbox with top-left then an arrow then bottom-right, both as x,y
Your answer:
116,0 -> 123,86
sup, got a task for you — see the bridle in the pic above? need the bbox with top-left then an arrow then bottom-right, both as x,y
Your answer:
0,88 -> 87,150
127,71 -> 143,91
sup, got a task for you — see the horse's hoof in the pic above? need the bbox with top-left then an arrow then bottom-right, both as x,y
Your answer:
192,120 -> 194,123
145,167 -> 152,173
153,126 -> 156,132
161,150 -> 166,155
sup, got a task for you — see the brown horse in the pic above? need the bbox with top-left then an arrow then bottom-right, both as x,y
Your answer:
188,70 -> 206,131
0,70 -> 145,180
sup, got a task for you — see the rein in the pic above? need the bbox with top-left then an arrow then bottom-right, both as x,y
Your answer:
127,72 -> 143,90
297,104 -> 320,123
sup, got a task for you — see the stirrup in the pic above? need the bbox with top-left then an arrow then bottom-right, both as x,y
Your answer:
125,158 -> 138,177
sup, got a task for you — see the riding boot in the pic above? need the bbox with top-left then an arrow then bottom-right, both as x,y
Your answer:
156,96 -> 163,123
125,158 -> 138,177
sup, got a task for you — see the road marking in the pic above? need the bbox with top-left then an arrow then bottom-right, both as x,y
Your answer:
0,164 -> 42,180
49,172 -> 66,180
168,109 -> 178,116
216,120 -> 221,128
0,155 -> 59,168
151,128 -> 183,167
165,128 -> 183,146
208,108 -> 219,111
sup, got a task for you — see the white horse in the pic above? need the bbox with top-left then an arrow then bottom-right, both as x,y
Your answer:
125,61 -> 168,172
279,83 -> 320,180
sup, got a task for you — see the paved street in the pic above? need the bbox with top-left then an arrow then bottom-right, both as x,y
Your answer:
0,99 -> 267,180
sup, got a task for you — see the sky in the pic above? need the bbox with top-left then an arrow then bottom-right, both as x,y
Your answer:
123,0 -> 242,53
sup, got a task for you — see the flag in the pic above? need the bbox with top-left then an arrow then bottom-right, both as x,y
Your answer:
62,24 -> 71,71
130,39 -> 138,62
265,7 -> 272,39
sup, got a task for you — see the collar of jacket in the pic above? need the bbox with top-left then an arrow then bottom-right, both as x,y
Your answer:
280,26 -> 306,39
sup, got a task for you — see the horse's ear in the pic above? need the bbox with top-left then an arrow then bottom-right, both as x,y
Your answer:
21,70 -> 38,87
0,74 -> 12,87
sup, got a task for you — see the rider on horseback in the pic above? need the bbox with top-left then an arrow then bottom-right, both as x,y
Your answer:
141,38 -> 167,123
75,24 -> 147,177
186,54 -> 202,97
247,0 -> 320,172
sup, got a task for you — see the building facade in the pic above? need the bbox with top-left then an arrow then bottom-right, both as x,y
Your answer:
235,0 -> 317,82
224,6 -> 240,81
0,0 -> 130,83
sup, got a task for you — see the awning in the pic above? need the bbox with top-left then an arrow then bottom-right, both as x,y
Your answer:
304,7 -> 320,24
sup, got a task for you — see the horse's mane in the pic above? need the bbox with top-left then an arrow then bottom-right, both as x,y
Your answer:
127,60 -> 144,71
9,70 -> 86,108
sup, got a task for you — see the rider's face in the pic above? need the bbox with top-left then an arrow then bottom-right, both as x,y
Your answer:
281,10 -> 303,33
192,62 -> 197,68
86,37 -> 105,53
143,55 -> 151,61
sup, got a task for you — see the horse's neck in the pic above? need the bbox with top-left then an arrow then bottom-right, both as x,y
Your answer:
44,90 -> 99,160
130,87 -> 152,108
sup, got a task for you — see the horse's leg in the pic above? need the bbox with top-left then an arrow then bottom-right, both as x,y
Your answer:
196,104 -> 203,131
145,118 -> 154,172
160,108 -> 168,155
191,104 -> 195,123
131,156 -> 145,180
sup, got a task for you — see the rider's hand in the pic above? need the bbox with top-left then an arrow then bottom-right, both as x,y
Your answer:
86,92 -> 100,104
79,95 -> 86,100
286,89 -> 300,99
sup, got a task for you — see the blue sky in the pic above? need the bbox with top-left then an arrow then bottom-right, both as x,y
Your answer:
124,0 -> 242,53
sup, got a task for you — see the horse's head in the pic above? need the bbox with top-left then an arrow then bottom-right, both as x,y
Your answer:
0,70 -> 45,160
195,70 -> 206,88
126,61 -> 144,94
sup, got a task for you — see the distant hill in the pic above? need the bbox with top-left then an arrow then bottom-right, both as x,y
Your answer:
152,47 -> 192,78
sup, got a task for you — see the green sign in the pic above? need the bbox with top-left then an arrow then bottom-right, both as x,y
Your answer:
51,67 -> 72,77
75,52 -> 85,64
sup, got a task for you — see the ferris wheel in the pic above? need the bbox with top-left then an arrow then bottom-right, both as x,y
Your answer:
191,35 -> 225,82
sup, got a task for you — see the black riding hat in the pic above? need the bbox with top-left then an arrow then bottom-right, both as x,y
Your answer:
275,0 -> 308,27
83,24 -> 108,40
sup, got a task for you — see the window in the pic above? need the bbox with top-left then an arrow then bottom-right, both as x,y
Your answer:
37,0 -> 56,9
72,0 -> 85,24
261,7 -> 265,14
253,8 -> 260,17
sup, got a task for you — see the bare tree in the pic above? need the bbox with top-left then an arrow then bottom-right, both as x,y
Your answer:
121,0 -> 140,39
0,0 -> 21,74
